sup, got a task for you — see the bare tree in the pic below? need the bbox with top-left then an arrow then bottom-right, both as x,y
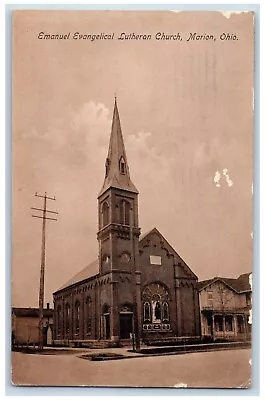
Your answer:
214,281 -> 235,339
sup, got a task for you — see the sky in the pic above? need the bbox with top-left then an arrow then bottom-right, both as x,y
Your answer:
12,10 -> 254,307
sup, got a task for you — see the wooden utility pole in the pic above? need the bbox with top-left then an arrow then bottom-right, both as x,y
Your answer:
31,192 -> 58,350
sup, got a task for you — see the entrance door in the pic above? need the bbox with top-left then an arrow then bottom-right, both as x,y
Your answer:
104,314 -> 110,339
119,313 -> 133,339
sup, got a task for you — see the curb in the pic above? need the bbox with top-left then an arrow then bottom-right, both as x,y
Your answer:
78,343 -> 251,362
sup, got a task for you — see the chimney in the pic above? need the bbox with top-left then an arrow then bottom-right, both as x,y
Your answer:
46,302 -> 50,310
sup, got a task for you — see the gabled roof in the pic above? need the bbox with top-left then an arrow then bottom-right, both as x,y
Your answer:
139,228 -> 155,242
55,228 -> 199,293
56,259 -> 99,293
233,273 -> 252,292
98,98 -> 138,197
197,278 -> 215,291
197,272 -> 252,293
139,227 -> 198,280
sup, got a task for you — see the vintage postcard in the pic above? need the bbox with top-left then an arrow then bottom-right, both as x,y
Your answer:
11,10 -> 254,388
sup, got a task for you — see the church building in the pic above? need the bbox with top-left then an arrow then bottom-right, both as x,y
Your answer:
53,99 -> 201,347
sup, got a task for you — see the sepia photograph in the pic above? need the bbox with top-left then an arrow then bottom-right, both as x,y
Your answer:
11,9 -> 254,389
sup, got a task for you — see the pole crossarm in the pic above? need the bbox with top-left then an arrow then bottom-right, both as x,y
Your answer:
31,207 -> 58,214
35,192 -> 56,201
32,215 -> 58,221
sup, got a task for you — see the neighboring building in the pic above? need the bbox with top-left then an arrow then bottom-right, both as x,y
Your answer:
12,304 -> 53,346
198,273 -> 252,341
53,99 -> 201,347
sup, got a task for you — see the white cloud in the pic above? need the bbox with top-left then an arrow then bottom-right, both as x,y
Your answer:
127,130 -> 173,182
22,101 -> 111,150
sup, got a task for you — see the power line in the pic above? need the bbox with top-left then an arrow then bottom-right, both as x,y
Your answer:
31,192 -> 58,350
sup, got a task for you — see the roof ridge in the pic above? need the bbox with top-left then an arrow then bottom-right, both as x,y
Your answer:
56,259 -> 99,292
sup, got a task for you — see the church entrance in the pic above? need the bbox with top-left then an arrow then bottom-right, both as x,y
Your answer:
119,313 -> 133,339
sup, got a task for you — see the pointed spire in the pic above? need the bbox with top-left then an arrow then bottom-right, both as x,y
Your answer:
98,98 -> 138,197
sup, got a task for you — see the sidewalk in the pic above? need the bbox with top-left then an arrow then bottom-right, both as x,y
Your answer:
33,340 -> 251,360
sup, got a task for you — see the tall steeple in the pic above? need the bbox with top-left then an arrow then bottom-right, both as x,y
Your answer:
98,98 -> 138,197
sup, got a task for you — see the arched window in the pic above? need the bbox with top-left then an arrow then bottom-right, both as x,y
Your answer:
119,200 -> 130,225
142,283 -> 170,324
57,305 -> 62,334
86,297 -> 92,336
162,302 -> 169,322
153,299 -> 162,322
143,302 -> 151,323
119,156 -> 126,174
75,301 -> 80,334
102,202 -> 109,227
65,303 -> 71,334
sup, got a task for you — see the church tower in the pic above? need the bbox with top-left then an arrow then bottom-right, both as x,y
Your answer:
97,98 -> 141,275
97,98 -> 141,343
